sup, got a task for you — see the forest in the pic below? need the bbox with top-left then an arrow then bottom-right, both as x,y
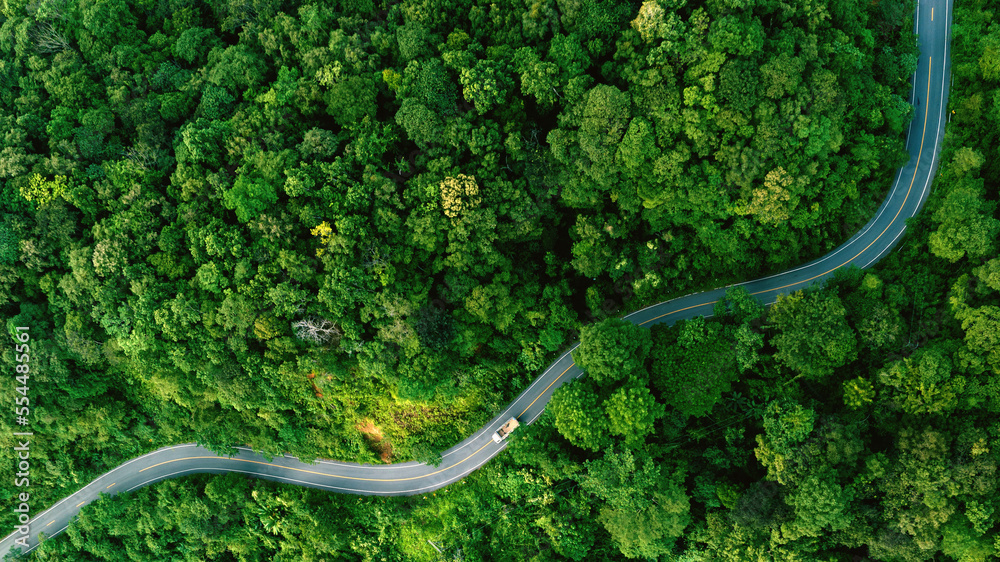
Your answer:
1,0 -> 998,558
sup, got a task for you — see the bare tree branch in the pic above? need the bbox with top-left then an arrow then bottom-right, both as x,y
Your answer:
292,316 -> 340,345
30,21 -> 70,54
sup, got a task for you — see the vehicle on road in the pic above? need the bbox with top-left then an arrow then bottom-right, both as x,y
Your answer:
492,417 -> 519,443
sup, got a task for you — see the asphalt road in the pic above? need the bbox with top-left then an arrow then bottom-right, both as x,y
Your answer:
0,1 -> 953,557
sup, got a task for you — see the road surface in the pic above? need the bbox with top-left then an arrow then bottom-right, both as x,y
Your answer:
0,1 -> 952,557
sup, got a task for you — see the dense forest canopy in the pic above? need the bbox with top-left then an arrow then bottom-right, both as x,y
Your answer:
0,0 -> 919,467
3,0 -> 998,558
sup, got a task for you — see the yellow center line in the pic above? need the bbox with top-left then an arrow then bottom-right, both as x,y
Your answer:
46,521 -> 54,527
639,300 -> 718,326
520,365 -> 573,417
76,501 -> 85,507
931,7 -> 934,20
139,441 -> 493,483
106,483 -> 115,489
641,56 -> 934,327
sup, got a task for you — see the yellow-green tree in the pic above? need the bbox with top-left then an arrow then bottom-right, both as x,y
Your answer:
20,174 -> 68,206
440,174 -> 482,218
738,167 -> 796,226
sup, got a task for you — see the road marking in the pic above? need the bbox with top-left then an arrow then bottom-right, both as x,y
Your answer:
76,501 -> 85,507
640,56 -> 935,326
46,521 -> 53,527
443,344 -> 580,460
757,57 -> 932,288
130,444 -> 510,497
519,365 -> 573,417
139,441 -> 493,483
0,443 -> 204,547
639,300 -> 716,325
931,7 -> 934,20
106,483 -> 115,489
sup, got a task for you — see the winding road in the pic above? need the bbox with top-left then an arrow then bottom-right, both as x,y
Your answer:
0,1 -> 953,557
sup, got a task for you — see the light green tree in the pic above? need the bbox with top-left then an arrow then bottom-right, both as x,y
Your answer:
960,306 -> 1000,374
754,400 -> 815,485
781,470 -> 854,539
843,377 -> 876,409
604,383 -> 664,446
877,347 -> 966,414
973,259 -> 1000,293
21,173 -> 69,206
928,180 -> 1000,262
572,318 -> 651,384
549,380 -> 609,451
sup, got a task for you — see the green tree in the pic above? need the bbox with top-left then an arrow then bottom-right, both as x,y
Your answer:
768,290 -> 858,380
572,318 -> 652,384
615,116 -> 657,173
973,258 -> 1000,293
513,46 -> 560,108
881,425 -> 960,552
580,447 -> 661,512
928,179 -> 1000,262
395,98 -> 443,149
549,379 -> 609,451
459,58 -> 514,114
569,213 -> 621,278
942,517 -> 997,561
713,285 -> 766,324
324,75 -> 377,126
877,346 -> 966,415
979,22 -> 1000,81
960,306 -> 1000,374
604,383 -> 664,446
754,400 -> 816,485
396,21 -> 431,61
781,470 -> 854,539
598,470 -> 690,558
578,84 -> 631,170
651,317 -> 739,417
172,27 -> 220,65
224,174 -> 279,223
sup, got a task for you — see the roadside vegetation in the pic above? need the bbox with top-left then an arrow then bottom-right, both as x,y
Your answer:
1,0 -> 998,558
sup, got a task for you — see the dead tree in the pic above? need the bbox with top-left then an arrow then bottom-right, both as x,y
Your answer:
292,316 -> 340,345
30,21 -> 71,54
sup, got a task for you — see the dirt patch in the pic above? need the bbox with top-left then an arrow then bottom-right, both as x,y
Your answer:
356,419 -> 384,442
377,441 -> 393,463
356,420 -> 393,463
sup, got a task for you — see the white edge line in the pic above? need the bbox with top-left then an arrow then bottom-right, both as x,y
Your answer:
864,40 -> 947,267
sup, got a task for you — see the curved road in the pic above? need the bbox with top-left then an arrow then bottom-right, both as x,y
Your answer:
1,2 -> 952,557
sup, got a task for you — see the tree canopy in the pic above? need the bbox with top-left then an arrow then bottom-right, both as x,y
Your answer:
5,0 -> 1000,559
